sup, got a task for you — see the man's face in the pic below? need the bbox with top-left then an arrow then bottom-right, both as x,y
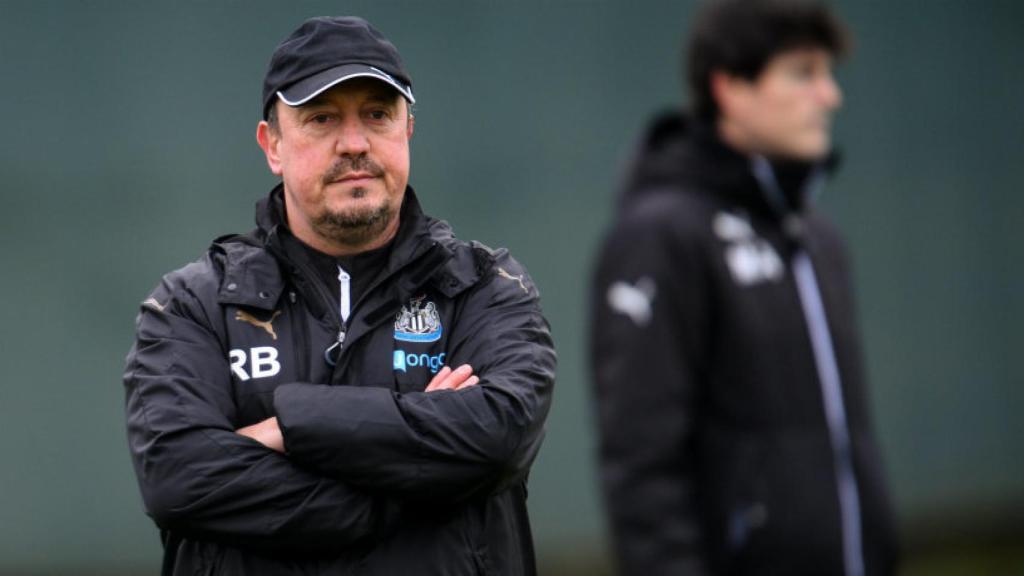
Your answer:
715,47 -> 842,161
257,78 -> 414,252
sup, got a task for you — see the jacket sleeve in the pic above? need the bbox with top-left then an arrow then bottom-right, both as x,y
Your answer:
124,269 -> 397,554
273,251 -> 556,501
589,198 -> 712,575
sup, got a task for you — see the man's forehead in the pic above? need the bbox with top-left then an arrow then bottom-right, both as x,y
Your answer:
769,45 -> 836,65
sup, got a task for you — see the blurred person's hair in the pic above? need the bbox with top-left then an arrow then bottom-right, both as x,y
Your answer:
687,0 -> 850,120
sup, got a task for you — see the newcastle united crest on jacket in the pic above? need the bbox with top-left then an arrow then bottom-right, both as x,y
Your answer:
394,295 -> 442,342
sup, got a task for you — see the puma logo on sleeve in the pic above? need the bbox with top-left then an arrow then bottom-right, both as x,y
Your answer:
497,267 -> 529,294
607,277 -> 657,327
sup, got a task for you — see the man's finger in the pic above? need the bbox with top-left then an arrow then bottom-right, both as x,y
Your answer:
426,366 -> 461,391
425,366 -> 453,392
425,364 -> 474,392
236,417 -> 284,453
455,375 -> 480,390
450,364 -> 473,379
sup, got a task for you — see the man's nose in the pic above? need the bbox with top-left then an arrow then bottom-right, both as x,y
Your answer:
335,118 -> 370,155
819,73 -> 843,110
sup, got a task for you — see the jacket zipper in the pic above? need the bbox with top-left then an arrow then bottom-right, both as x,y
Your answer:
325,266 -> 352,365
283,237 -> 443,371
792,253 -> 864,576
289,290 -> 311,381
283,255 -> 345,368
751,157 -> 864,576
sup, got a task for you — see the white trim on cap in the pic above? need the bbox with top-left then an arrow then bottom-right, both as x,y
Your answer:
277,71 -> 415,107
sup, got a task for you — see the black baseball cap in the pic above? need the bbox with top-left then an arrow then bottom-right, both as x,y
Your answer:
262,16 -> 415,119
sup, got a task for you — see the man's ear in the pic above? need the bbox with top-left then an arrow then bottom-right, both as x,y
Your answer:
710,70 -> 749,119
406,111 -> 415,140
256,120 -> 283,176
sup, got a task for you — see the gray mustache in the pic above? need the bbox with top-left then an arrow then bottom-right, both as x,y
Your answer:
323,155 -> 384,184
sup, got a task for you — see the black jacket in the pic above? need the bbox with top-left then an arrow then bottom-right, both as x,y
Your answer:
590,113 -> 897,576
124,185 -> 556,575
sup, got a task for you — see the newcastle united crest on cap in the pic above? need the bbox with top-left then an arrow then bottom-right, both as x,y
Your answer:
394,295 -> 442,342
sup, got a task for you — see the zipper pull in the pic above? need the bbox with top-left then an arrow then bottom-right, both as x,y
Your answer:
324,330 -> 346,366
338,267 -> 351,324
327,266 -> 352,368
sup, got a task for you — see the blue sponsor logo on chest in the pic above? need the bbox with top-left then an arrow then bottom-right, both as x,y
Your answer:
393,350 -> 446,374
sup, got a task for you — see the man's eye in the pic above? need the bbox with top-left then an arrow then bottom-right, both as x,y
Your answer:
311,114 -> 333,124
789,63 -> 817,81
367,110 -> 388,121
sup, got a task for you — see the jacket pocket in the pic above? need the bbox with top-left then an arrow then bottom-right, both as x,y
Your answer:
191,540 -> 224,576
702,429 -> 769,564
461,501 -> 492,576
472,549 -> 496,576
727,501 -> 769,553
725,456 -> 770,562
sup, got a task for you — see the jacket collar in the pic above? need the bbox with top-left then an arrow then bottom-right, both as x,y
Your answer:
214,183 -> 480,310
620,110 -> 838,220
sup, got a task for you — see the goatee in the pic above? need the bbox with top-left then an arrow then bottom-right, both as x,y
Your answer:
312,197 -> 394,248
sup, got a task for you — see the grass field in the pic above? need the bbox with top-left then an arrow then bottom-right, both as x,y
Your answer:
537,540 -> 1024,575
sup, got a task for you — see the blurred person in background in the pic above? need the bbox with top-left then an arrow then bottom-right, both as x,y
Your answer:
590,0 -> 897,574
124,16 -> 555,576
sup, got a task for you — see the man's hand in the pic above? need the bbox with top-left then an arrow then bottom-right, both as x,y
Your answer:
237,417 -> 285,453
425,364 -> 479,392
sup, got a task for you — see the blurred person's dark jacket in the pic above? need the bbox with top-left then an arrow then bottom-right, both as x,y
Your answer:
590,111 -> 898,575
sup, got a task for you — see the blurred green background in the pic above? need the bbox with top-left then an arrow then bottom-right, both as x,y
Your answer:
1,1 -> 1021,574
